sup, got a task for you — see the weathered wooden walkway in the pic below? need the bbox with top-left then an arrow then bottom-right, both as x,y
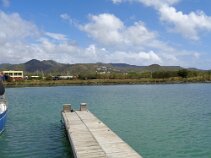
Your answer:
62,103 -> 143,158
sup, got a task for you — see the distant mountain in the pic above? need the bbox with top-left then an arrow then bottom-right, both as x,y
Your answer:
187,67 -> 204,71
24,59 -> 65,72
0,59 -> 201,75
0,63 -> 13,69
0,63 -> 24,71
24,59 -> 48,72
110,63 -> 141,68
145,64 -> 182,72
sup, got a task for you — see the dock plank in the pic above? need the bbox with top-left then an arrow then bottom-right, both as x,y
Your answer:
62,105 -> 143,158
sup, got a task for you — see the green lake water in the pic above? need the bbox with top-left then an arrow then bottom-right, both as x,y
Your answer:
0,84 -> 211,158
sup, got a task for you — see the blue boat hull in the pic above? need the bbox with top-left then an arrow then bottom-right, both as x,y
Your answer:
0,110 -> 7,134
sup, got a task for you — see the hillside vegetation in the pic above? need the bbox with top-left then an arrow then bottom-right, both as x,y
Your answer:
1,59 -> 211,86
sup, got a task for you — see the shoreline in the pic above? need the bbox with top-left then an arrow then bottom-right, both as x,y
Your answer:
4,78 -> 211,88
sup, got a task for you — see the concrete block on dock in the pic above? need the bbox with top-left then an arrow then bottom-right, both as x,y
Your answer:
80,103 -> 88,111
63,104 -> 72,112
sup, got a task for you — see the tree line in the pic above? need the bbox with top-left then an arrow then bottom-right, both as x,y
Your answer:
5,69 -> 211,82
77,69 -> 211,80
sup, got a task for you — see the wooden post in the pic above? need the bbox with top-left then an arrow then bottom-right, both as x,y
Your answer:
63,104 -> 72,112
80,103 -> 88,111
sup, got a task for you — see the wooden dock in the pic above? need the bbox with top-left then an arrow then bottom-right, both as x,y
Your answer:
62,103 -> 143,158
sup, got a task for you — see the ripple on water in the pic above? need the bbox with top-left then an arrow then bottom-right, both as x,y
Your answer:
1,85 -> 211,158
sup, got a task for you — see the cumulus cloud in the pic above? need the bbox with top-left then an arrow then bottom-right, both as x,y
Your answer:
111,0 -> 211,40
159,6 -> 211,40
0,11 -> 39,43
81,13 -> 156,47
138,51 -> 162,62
124,21 -> 156,45
137,0 -> 179,8
81,13 -> 124,45
106,50 -> 162,65
60,11 -> 205,66
100,50 -> 162,65
0,11 -> 79,63
0,10 -> 201,67
77,12 -> 201,66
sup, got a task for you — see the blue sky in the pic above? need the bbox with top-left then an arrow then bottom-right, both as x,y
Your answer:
1,0 -> 211,69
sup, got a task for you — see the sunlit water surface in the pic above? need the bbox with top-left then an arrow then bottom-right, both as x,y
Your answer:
0,84 -> 211,158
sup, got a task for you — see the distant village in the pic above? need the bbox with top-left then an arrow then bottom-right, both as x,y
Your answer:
1,61 -> 211,83
0,66 -> 114,81
0,70 -> 76,81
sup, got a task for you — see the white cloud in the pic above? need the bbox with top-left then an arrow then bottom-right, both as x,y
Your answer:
60,13 -> 78,27
112,0 -> 123,4
0,11 -> 39,43
129,0 -> 180,9
0,11 -> 79,63
159,5 -> 211,40
78,13 -> 203,66
124,21 -> 156,45
101,50 -> 162,65
85,44 -> 97,56
0,11 -> 108,64
0,10 -> 203,67
141,0 -> 179,8
60,13 -> 70,21
81,13 -> 156,47
111,0 -> 179,8
112,0 -> 211,40
45,32 -> 68,41
81,13 -> 124,45
138,51 -> 162,62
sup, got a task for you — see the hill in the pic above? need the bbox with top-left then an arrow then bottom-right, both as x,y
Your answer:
0,59 -> 198,76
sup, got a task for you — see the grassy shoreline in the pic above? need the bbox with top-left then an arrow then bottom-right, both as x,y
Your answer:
4,78 -> 211,88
